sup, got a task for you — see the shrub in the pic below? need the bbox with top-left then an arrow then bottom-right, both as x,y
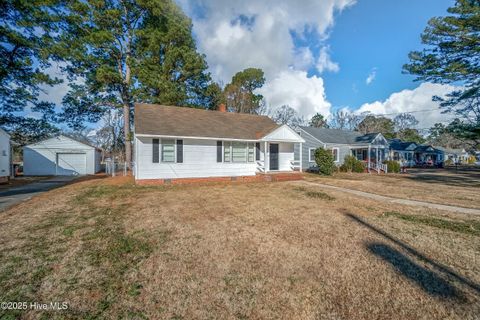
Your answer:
444,159 -> 453,166
383,160 -> 400,173
340,155 -> 365,173
314,148 -> 335,175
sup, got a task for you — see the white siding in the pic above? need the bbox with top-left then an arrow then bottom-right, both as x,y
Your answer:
136,137 -> 258,179
0,130 -> 10,177
278,142 -> 294,171
23,135 -> 100,175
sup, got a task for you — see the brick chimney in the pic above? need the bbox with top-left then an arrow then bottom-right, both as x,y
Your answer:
217,103 -> 226,112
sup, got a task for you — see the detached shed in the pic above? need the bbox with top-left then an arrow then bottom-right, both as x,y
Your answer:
23,135 -> 101,176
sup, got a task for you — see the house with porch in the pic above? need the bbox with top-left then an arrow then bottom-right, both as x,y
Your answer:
436,147 -> 470,164
388,139 -> 417,167
134,103 -> 305,184
414,145 -> 444,166
295,127 -> 389,173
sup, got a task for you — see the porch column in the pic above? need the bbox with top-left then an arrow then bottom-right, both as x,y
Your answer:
367,145 -> 371,173
299,142 -> 302,172
264,141 -> 268,173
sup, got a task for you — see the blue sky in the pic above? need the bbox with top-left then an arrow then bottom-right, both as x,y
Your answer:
179,0 -> 456,128
320,0 -> 454,111
38,0 -> 456,131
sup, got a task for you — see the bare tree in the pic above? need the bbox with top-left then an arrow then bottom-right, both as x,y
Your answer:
394,113 -> 419,131
329,110 -> 363,131
94,110 -> 125,161
271,105 -> 307,127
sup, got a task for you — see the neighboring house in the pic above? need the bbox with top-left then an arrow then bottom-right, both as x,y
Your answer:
414,145 -> 444,165
133,103 -> 305,183
24,135 -> 101,176
436,147 -> 470,164
0,128 -> 11,182
295,127 -> 389,172
388,139 -> 417,167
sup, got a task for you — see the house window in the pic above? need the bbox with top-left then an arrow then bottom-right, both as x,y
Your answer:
331,148 -> 339,162
161,139 -> 175,162
309,148 -> 316,162
232,142 -> 247,162
224,142 -> 231,162
2,150 -> 6,156
247,143 -> 254,162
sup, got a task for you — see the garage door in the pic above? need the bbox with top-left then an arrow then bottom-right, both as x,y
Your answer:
56,153 -> 86,175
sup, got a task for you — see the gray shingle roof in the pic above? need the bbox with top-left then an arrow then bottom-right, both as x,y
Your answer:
134,103 -> 279,140
300,127 -> 380,145
388,139 -> 417,151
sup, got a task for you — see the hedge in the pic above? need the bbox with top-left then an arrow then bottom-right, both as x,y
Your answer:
383,160 -> 400,173
314,148 -> 336,175
340,155 -> 365,173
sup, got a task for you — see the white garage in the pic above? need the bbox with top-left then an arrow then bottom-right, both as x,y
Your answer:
23,135 -> 101,176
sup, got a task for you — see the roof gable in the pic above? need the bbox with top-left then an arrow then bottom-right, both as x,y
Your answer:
135,103 -> 279,140
262,125 -> 305,142
25,135 -> 95,149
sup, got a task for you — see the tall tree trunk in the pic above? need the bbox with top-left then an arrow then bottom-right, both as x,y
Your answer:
123,102 -> 131,170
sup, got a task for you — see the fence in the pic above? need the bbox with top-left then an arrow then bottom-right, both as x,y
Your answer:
105,159 -> 134,177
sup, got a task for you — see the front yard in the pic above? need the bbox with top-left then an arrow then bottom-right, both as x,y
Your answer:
0,175 -> 479,319
306,166 -> 480,209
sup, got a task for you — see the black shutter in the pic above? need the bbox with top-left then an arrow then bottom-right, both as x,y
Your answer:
217,141 -> 222,162
176,140 -> 183,163
152,139 -> 159,163
255,142 -> 260,161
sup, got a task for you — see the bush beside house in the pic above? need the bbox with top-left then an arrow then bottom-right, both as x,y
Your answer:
383,160 -> 400,173
314,148 -> 336,175
340,155 -> 365,173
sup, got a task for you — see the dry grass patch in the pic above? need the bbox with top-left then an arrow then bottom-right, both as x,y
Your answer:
0,177 -> 478,319
305,169 -> 480,209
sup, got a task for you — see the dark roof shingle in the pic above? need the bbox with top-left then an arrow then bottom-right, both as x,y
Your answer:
134,103 -> 279,140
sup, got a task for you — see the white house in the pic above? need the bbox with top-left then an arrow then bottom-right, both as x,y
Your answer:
23,135 -> 101,176
134,103 -> 305,183
0,128 -> 11,181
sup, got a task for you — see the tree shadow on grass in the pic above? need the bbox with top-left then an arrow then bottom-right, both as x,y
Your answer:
367,242 -> 460,299
343,211 -> 479,299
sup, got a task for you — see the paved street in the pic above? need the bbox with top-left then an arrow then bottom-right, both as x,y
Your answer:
0,176 -> 78,211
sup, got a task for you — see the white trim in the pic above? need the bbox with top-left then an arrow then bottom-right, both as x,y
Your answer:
161,138 -> 176,163
308,148 -> 316,162
331,147 -> 340,162
260,124 -> 305,143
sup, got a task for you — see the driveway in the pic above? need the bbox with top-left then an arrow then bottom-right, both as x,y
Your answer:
0,176 -> 78,212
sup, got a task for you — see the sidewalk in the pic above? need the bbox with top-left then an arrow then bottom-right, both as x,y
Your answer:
296,181 -> 480,216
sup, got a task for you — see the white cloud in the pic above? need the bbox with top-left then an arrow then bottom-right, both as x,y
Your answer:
178,0 -> 355,117
355,82 -> 455,129
257,70 -> 331,119
365,68 -> 376,85
293,47 -> 314,71
316,46 -> 340,74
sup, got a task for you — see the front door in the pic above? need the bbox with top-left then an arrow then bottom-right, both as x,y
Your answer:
269,143 -> 279,170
